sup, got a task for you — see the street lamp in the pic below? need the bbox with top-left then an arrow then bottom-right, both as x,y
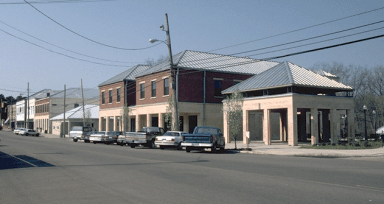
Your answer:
149,13 -> 179,131
363,105 -> 367,141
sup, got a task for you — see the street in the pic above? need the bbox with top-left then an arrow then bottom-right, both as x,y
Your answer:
1,130 -> 384,204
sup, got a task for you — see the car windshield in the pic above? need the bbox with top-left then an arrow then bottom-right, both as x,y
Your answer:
71,126 -> 83,131
164,132 -> 180,136
196,127 -> 218,135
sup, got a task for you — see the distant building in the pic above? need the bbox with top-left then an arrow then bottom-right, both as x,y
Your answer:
35,88 -> 99,134
50,104 -> 99,136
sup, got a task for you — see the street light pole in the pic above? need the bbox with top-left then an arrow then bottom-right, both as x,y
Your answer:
373,110 -> 376,137
363,105 -> 367,141
150,13 -> 179,131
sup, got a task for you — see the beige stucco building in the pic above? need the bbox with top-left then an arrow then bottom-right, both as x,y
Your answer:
222,62 -> 354,146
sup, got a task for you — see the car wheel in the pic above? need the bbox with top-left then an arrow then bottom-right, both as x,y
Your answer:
36,133 -> 39,137
25,133 -> 29,136
186,147 -> 191,153
93,142 -> 97,144
119,142 -> 124,146
148,140 -> 155,149
73,139 -> 78,142
160,145 -> 164,150
130,144 -> 136,148
177,143 -> 182,150
220,145 -> 225,153
85,140 -> 90,143
211,144 -> 217,153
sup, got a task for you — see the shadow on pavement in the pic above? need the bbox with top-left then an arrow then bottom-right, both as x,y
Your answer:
0,151 -> 54,170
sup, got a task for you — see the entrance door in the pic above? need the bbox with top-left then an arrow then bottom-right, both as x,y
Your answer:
130,118 -> 136,132
188,115 -> 197,133
151,116 -> 158,127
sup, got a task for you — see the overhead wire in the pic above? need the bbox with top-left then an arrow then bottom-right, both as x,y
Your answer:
0,20 -> 142,64
23,0 -> 162,51
0,0 -> 115,4
208,6 -> 384,52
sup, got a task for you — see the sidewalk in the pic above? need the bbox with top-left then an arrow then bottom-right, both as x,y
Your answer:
225,141 -> 384,158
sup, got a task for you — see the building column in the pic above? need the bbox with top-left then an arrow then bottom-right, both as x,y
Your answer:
158,113 -> 163,128
330,109 -> 338,144
223,111 -> 229,143
263,109 -> 271,145
310,108 -> 319,145
99,117 -> 103,131
113,116 -> 117,131
243,109 -> 248,144
135,115 -> 140,132
106,116 -> 110,132
146,114 -> 151,127
288,106 -> 298,146
347,109 -> 355,143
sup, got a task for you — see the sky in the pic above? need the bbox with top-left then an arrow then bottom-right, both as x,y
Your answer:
0,0 -> 383,98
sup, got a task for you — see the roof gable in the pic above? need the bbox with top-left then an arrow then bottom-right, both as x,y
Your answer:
98,64 -> 150,87
222,61 -> 353,94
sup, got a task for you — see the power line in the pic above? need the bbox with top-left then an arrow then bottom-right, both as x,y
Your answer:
232,20 -> 384,57
0,0 -> 116,5
208,6 -> 384,52
0,28 -> 143,67
0,20 -> 141,64
23,0 -> 162,51
247,27 -> 384,58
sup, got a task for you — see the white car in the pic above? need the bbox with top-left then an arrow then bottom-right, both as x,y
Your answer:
155,131 -> 188,150
19,129 -> 40,136
14,128 -> 27,135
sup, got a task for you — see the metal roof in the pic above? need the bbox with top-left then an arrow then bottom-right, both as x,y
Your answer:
137,50 -> 280,77
222,61 -> 353,94
50,104 -> 99,120
30,89 -> 61,99
98,64 -> 150,87
50,88 -> 99,99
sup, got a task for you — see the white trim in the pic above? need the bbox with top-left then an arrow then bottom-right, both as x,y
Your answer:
151,79 -> 157,82
162,76 -> 170,79
139,81 -> 145,84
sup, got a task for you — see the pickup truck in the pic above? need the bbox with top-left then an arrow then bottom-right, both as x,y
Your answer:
124,127 -> 164,148
69,126 -> 95,143
181,127 -> 225,153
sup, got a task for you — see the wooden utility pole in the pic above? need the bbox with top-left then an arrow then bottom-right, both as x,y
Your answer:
164,13 -> 179,131
63,84 -> 66,138
81,79 -> 86,127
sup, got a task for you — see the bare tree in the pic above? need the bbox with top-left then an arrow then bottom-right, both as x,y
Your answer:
120,105 -> 130,132
223,88 -> 244,149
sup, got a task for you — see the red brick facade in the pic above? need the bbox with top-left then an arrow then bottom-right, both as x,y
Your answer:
35,98 -> 50,116
135,69 -> 253,105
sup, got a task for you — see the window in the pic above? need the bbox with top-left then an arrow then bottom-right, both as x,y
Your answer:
109,90 -> 113,103
102,92 -> 105,104
163,78 -> 169,96
117,88 -> 121,102
214,80 -> 222,97
140,83 -> 145,99
151,81 -> 156,97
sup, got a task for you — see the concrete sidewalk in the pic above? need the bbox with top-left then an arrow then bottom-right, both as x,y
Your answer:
225,141 -> 384,158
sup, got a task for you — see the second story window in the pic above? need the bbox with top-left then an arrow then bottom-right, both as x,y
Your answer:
109,90 -> 113,103
102,92 -> 105,104
163,78 -> 169,96
117,88 -> 121,102
140,83 -> 145,99
214,80 -> 223,97
151,81 -> 156,97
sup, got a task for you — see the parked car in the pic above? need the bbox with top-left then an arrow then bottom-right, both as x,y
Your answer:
14,128 -> 26,135
155,131 -> 188,150
69,126 -> 95,142
125,127 -> 164,148
83,131 -> 96,143
0,126 -> 2,130
181,127 -> 225,153
19,129 -> 40,136
89,131 -> 122,144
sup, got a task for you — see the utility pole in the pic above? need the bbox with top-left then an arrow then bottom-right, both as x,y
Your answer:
81,79 -> 86,127
164,13 -> 179,131
27,82 -> 29,129
63,84 -> 66,138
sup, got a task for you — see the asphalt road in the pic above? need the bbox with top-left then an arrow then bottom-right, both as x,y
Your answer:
1,130 -> 384,204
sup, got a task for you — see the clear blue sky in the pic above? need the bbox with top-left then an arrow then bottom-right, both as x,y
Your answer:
1,0 -> 383,98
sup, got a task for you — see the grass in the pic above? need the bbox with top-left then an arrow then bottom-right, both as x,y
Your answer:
301,141 -> 383,149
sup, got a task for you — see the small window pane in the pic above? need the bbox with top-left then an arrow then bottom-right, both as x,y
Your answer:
151,81 -> 156,97
164,78 -> 169,95
140,83 -> 145,99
